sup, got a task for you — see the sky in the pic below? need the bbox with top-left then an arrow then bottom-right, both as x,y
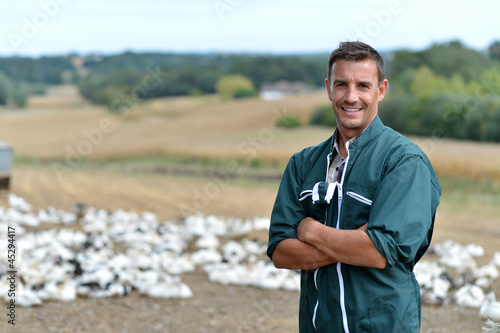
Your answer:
0,0 -> 498,57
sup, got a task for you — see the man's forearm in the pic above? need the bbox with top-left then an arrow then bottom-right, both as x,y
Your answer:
298,218 -> 387,269
271,238 -> 338,270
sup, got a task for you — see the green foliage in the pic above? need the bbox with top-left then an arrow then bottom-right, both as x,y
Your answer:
0,73 -> 40,108
230,54 -> 328,87
0,56 -> 73,84
484,107 -> 500,142
215,75 -> 256,100
91,86 -> 122,108
76,52 -> 327,107
310,104 -> 336,127
388,40 -> 490,82
232,86 -> 257,99
409,66 -> 449,98
476,67 -> 500,96
488,40 -> 500,62
78,68 -> 143,107
448,72 -> 469,95
11,83 -> 30,108
189,88 -> 205,97
275,114 -> 302,129
379,92 -> 417,133
381,91 -> 500,142
0,73 -> 9,105
29,83 -> 46,95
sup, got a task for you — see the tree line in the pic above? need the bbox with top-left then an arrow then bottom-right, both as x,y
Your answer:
1,40 -> 500,141
77,52 -> 328,108
0,55 -> 74,107
312,40 -> 500,142
379,40 -> 500,142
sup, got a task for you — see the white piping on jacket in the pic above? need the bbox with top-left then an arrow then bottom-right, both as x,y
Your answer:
312,152 -> 332,331
299,190 -> 313,201
312,182 -> 321,203
346,191 -> 372,206
337,153 -> 351,333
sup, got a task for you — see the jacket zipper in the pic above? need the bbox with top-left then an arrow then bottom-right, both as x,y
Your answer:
337,155 -> 350,333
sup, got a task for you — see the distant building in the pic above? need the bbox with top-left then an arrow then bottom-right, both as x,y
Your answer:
0,143 -> 13,189
259,80 -> 317,100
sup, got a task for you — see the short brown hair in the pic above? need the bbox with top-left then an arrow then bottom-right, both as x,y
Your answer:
327,41 -> 386,85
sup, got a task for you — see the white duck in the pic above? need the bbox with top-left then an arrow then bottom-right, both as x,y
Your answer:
455,284 -> 485,308
8,193 -> 31,212
480,292 -> 500,321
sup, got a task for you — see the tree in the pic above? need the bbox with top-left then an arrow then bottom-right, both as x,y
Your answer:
379,92 -> 416,133
0,73 -> 9,105
420,40 -> 490,81
215,75 -> 256,100
388,40 -> 491,82
488,40 -> 500,62
484,107 -> 500,142
476,67 -> 500,96
310,104 -> 336,127
448,72 -> 468,95
409,66 -> 448,98
11,83 -> 30,108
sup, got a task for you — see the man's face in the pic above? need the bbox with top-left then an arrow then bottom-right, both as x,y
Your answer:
325,58 -> 388,139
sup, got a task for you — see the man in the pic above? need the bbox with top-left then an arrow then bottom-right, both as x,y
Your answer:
267,41 -> 441,332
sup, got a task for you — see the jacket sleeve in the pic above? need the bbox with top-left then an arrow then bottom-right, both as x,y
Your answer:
267,154 -> 307,260
364,153 -> 441,268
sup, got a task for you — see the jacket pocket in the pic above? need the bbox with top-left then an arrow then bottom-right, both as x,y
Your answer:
342,186 -> 374,229
346,191 -> 372,206
369,303 -> 413,333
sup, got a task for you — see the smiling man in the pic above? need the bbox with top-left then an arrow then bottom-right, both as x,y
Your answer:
267,42 -> 441,332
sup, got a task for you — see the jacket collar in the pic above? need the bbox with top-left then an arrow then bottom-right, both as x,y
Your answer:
345,115 -> 385,152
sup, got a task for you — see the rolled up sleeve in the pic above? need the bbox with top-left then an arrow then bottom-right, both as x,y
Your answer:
364,154 -> 440,268
267,154 -> 307,260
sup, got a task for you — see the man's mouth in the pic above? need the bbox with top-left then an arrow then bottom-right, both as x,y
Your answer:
341,107 -> 363,113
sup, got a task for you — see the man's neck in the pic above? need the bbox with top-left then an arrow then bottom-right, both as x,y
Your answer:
335,120 -> 374,158
336,128 -> 357,158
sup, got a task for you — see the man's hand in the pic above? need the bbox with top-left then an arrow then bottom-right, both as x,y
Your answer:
297,217 -> 322,243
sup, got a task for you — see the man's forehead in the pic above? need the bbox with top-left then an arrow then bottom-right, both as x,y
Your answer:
331,59 -> 378,79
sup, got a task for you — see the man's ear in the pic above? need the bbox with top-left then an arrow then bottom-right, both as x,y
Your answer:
325,78 -> 333,101
378,79 -> 389,102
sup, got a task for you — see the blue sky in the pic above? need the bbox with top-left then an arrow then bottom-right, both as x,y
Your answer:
0,0 -> 498,56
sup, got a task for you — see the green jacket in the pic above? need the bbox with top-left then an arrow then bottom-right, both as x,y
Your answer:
267,116 -> 441,333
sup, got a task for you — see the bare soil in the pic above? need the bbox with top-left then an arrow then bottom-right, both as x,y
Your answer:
0,165 -> 498,333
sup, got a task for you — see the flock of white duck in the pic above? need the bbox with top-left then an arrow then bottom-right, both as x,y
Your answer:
0,193 -> 499,329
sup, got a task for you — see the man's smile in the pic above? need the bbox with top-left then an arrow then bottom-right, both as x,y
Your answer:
340,106 -> 363,113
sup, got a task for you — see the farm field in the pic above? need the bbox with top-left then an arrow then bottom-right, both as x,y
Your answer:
0,86 -> 499,332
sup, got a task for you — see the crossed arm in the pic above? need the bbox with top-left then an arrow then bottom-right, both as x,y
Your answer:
272,217 -> 387,270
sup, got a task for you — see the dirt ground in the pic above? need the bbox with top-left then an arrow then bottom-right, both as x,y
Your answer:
0,165 -> 498,333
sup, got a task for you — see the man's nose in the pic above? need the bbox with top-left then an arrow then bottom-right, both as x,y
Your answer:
344,86 -> 358,104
